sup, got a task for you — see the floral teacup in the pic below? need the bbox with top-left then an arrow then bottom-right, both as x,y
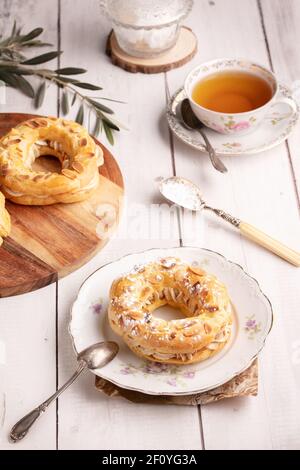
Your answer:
184,58 -> 297,135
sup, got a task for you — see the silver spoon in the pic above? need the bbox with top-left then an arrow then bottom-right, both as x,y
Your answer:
10,341 -> 119,442
180,99 -> 228,174
159,176 -> 300,267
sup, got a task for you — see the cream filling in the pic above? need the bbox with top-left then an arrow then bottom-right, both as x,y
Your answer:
34,140 -> 69,160
134,324 -> 231,362
31,140 -> 72,167
21,138 -> 102,169
2,173 -> 99,199
142,285 -> 222,315
35,140 -> 103,166
3,187 -> 47,198
76,173 -> 99,192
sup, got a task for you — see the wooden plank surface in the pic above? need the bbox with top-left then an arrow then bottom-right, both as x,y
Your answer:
0,0 -> 299,450
168,0 -> 300,450
260,0 -> 300,202
0,0 -> 58,450
56,0 -> 201,451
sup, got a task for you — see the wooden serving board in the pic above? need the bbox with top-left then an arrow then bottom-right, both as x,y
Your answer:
0,113 -> 124,298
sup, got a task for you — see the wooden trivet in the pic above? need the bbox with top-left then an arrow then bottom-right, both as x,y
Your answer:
95,359 -> 258,405
0,113 -> 124,298
106,26 -> 197,74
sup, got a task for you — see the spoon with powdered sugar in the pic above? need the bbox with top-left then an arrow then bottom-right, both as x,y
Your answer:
159,176 -> 300,266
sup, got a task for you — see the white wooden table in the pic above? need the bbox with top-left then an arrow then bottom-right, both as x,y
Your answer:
1,0 -> 300,450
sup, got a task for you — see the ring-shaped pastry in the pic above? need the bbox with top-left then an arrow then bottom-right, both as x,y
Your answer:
0,117 -> 103,205
109,257 -> 233,365
0,191 -> 10,246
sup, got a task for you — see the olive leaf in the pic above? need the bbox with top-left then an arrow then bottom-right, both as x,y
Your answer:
98,112 -> 120,131
92,116 -> 102,137
55,76 -> 80,85
61,91 -> 69,115
73,82 -> 103,91
75,103 -> 84,125
22,27 -> 44,42
34,81 -> 46,108
103,120 -> 114,145
88,98 -> 114,114
55,67 -> 86,75
11,20 -> 17,38
93,96 -> 126,104
10,74 -> 35,97
71,93 -> 77,106
0,71 -> 20,88
22,50 -> 62,65
0,22 -> 123,144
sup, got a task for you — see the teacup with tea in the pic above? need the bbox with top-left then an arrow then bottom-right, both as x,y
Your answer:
184,59 -> 297,135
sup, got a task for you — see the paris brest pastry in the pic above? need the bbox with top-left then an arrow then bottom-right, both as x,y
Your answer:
0,190 -> 11,246
108,257 -> 233,365
0,117 -> 103,205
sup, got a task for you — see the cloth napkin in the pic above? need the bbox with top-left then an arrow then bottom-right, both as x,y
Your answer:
95,359 -> 258,405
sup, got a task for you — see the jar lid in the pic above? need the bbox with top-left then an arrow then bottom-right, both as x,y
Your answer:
104,0 -> 193,28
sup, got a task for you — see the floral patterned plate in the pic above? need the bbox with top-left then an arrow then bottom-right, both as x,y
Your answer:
69,247 -> 273,395
166,85 -> 299,156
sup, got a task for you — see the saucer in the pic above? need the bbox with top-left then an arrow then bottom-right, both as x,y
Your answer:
166,85 -> 299,156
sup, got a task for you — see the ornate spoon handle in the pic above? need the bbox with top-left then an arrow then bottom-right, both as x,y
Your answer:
239,222 -> 300,267
206,205 -> 300,266
10,360 -> 86,442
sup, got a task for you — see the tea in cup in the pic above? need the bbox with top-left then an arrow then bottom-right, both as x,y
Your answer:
184,59 -> 297,135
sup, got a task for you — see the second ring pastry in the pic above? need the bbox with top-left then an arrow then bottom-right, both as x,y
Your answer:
0,117 -> 103,205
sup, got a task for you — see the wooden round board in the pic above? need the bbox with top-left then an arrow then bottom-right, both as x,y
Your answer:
106,26 -> 197,74
0,113 -> 124,298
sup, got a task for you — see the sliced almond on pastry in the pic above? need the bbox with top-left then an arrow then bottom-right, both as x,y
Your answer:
62,168 -> 77,179
72,161 -> 84,173
189,266 -> 206,276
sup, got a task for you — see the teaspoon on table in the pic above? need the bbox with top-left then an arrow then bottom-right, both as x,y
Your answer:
180,99 -> 228,174
159,176 -> 300,267
10,341 -> 119,443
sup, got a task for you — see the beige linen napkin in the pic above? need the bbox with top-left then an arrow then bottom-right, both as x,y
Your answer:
95,359 -> 258,405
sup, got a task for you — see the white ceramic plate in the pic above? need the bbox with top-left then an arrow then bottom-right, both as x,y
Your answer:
69,247 -> 273,396
166,85 -> 299,156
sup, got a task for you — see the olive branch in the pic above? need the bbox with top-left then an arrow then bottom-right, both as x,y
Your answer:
0,22 -> 123,144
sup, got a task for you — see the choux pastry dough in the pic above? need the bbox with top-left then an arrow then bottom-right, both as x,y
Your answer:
0,191 -> 10,246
